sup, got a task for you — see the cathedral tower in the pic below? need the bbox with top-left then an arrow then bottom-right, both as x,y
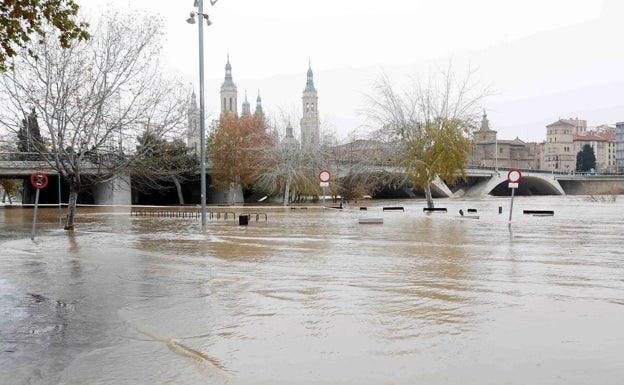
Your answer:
300,61 -> 319,147
220,54 -> 238,115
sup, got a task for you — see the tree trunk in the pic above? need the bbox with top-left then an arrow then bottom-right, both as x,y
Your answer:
65,183 -> 77,230
172,176 -> 184,205
283,175 -> 291,206
424,182 -> 434,209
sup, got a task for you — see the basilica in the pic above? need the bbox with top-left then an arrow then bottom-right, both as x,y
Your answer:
187,56 -> 320,154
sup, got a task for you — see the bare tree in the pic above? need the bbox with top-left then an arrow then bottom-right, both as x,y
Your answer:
328,138 -> 404,201
254,109 -> 336,205
362,64 -> 485,208
0,11 -> 189,229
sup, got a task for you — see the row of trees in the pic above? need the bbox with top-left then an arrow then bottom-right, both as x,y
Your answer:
205,65 -> 485,209
1,1 -> 490,228
207,112 -> 331,205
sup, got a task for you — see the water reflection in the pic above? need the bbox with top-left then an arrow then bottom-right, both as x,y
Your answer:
1,197 -> 624,384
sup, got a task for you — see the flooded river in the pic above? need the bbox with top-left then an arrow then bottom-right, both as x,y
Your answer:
1,196 -> 623,384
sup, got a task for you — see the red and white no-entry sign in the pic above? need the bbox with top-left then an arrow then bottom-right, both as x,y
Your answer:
507,169 -> 522,183
318,170 -> 331,183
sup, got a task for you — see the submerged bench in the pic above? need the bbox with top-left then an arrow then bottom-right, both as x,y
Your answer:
383,206 -> 404,211
359,218 -> 383,224
423,207 -> 447,212
240,212 -> 268,221
523,210 -> 554,216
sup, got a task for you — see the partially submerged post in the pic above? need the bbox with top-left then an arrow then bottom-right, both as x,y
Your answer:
318,169 -> 331,219
30,171 -> 49,241
507,169 -> 522,225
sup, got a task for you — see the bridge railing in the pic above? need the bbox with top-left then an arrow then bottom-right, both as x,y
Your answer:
0,152 -> 55,162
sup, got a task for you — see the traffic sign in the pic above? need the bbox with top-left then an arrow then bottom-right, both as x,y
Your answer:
30,171 -> 49,189
318,170 -> 331,183
507,169 -> 522,184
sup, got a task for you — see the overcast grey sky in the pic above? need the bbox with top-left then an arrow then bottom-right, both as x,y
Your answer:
80,0 -> 623,143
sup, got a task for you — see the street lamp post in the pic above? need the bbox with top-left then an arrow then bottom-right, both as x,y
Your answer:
187,0 -> 216,226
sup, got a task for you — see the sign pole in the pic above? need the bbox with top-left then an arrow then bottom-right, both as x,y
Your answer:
508,186 -> 515,224
29,171 -> 49,241
58,174 -> 62,223
506,169 -> 522,226
318,170 -> 332,220
31,188 -> 41,241
322,186 -> 326,219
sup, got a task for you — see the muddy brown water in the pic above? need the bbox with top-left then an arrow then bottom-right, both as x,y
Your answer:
1,196 -> 623,384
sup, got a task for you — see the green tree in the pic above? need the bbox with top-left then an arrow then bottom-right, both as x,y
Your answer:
0,0 -> 89,71
18,108 -> 46,152
362,65 -> 484,208
576,144 -> 596,173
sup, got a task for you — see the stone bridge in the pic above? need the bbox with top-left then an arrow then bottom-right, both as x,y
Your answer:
333,163 -> 624,197
2,153 -> 624,203
460,167 -> 624,196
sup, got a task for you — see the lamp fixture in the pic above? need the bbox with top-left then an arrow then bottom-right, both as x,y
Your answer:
194,0 -> 217,7
186,11 -> 211,26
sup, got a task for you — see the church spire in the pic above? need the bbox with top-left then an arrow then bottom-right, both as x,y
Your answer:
301,60 -> 319,147
254,90 -> 264,118
304,59 -> 316,93
222,53 -> 235,88
480,109 -> 490,131
241,90 -> 251,116
220,54 -> 238,115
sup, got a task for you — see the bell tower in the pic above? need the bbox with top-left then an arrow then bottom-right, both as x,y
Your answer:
300,60 -> 319,148
220,54 -> 238,115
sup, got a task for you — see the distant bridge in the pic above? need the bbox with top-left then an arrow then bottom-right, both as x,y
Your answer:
2,153 -> 624,202
459,166 -> 624,196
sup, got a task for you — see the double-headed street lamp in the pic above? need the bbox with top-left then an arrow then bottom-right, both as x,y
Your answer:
187,0 -> 217,225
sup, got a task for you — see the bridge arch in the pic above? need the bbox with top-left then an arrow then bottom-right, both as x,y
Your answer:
471,170 -> 565,196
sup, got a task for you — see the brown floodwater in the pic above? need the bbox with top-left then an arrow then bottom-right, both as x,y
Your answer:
1,196 -> 623,384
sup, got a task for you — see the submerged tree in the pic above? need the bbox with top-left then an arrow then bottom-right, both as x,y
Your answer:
362,64 -> 485,208
253,111 -> 334,206
1,179 -> 20,204
0,0 -> 89,71
255,139 -> 330,205
0,11 -> 189,230
133,133 -> 198,204
576,144 -> 596,173
328,138 -> 403,201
